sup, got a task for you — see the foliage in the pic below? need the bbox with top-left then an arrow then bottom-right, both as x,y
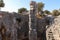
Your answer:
44,10 -> 51,15
0,0 -> 5,7
18,8 -> 28,13
0,3 -> 5,7
52,10 -> 59,16
38,2 -> 44,12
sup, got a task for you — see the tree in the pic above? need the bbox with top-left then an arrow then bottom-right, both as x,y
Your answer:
18,8 -> 28,13
38,2 -> 44,12
44,10 -> 51,15
0,0 -> 5,11
52,10 -> 59,16
58,9 -> 60,15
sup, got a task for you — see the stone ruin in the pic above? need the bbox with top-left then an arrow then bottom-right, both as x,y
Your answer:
0,11 -> 39,40
46,15 -> 60,40
0,11 -> 54,40
0,1 -> 55,40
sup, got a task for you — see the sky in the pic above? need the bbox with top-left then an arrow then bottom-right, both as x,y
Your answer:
1,0 -> 60,12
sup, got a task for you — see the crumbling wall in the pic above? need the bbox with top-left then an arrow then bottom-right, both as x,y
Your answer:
46,15 -> 60,40
0,11 -> 50,40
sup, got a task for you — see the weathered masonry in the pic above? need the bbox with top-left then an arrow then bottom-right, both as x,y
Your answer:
0,1 -> 56,40
29,1 -> 38,40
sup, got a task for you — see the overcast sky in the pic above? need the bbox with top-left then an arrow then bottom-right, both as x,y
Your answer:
1,0 -> 60,12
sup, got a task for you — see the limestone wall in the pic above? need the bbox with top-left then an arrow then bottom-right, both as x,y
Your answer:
46,15 -> 60,40
0,11 -> 49,40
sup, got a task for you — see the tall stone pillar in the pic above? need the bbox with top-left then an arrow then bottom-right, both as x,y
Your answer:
29,1 -> 38,40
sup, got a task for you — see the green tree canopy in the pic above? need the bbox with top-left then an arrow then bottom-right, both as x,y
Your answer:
18,8 -> 28,13
44,10 -> 51,15
58,9 -> 60,14
0,0 -> 5,7
52,10 -> 59,16
38,2 -> 44,12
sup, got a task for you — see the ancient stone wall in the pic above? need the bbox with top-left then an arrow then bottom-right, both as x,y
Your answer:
46,15 -> 60,40
0,11 -> 49,40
